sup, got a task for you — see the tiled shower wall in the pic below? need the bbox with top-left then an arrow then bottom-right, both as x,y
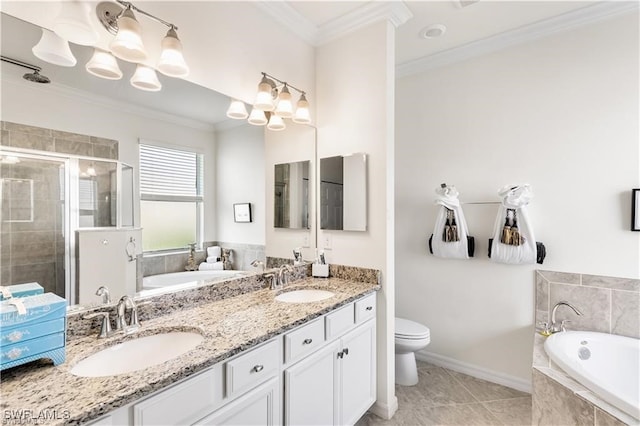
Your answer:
0,121 -> 118,296
532,270 -> 640,426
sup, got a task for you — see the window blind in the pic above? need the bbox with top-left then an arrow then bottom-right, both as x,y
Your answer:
139,144 -> 203,200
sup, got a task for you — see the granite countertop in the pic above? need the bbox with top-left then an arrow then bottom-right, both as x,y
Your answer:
0,277 -> 379,425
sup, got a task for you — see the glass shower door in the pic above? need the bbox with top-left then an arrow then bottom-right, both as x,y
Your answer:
0,153 -> 69,298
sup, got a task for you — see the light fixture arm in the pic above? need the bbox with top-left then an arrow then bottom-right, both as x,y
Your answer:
262,72 -> 306,96
0,56 -> 41,72
115,1 -> 177,30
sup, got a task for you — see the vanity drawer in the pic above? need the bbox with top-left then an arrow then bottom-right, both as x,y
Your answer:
284,318 -> 325,364
133,368 -> 218,426
226,339 -> 279,398
1,318 -> 65,345
325,303 -> 355,340
355,293 -> 376,323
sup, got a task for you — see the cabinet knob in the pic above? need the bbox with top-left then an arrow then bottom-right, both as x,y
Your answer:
365,306 -> 373,311
342,348 -> 349,356
337,351 -> 344,359
253,365 -> 264,373
302,338 -> 313,345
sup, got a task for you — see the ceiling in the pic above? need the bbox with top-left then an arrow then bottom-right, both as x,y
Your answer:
0,1 -> 629,126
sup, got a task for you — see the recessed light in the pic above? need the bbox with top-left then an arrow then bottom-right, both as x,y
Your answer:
420,24 -> 447,39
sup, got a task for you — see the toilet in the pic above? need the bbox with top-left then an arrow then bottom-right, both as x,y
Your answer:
395,317 -> 431,386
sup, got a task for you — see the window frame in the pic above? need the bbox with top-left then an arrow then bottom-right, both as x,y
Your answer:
139,141 -> 204,253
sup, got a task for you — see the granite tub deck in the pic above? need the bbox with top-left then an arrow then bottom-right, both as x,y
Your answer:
0,277 -> 379,425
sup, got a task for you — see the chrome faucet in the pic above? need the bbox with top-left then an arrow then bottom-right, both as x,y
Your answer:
116,295 -> 140,333
83,311 -> 113,339
278,264 -> 294,288
251,259 -> 265,272
550,301 -> 582,333
263,271 -> 278,290
95,286 -> 111,304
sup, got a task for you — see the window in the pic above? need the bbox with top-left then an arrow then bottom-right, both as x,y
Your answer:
139,143 -> 203,252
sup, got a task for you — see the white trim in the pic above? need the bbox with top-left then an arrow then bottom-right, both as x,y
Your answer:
316,2 -> 413,46
253,1 -> 412,46
397,1 -> 640,78
368,395 -> 399,420
1,74 -> 216,132
416,350 -> 532,394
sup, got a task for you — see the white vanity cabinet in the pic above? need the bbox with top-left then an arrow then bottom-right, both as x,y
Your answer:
284,292 -> 377,426
88,292 -> 377,426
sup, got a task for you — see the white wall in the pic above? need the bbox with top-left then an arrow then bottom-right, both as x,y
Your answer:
215,123 -> 265,245
395,13 -> 639,385
316,21 -> 397,418
0,76 -> 218,240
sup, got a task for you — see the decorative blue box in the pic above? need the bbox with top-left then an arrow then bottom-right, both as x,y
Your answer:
0,283 -> 44,301
0,293 -> 67,370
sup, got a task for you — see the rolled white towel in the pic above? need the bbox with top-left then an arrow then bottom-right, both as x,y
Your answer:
207,246 -> 221,259
199,261 -> 223,271
206,256 -> 221,263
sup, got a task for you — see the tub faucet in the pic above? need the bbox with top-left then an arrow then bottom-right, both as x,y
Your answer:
251,260 -> 265,272
278,264 -> 294,287
95,286 -> 111,304
550,301 -> 582,333
116,295 -> 140,333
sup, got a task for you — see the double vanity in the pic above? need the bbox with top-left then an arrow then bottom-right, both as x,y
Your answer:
0,266 -> 379,425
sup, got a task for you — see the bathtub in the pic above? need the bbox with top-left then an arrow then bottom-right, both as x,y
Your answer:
142,270 -> 244,289
544,331 -> 640,420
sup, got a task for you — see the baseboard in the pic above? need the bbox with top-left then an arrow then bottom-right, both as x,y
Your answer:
368,395 -> 399,420
416,350 -> 532,394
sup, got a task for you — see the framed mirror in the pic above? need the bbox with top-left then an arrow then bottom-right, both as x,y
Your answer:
274,160 -> 310,229
320,153 -> 367,231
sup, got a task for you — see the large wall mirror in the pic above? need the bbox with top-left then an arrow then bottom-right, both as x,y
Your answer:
274,160 -> 310,229
1,11 -> 316,309
320,153 -> 367,231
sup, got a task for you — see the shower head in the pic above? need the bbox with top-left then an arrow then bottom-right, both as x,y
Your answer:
1,55 -> 51,84
23,70 -> 50,84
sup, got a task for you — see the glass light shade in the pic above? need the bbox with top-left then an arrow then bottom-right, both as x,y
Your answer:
85,49 -> 123,80
274,86 -> 293,118
32,29 -> 77,67
248,108 -> 267,126
110,8 -> 147,62
253,76 -> 275,111
267,114 -> 286,131
53,1 -> 99,46
157,28 -> 189,77
130,65 -> 161,91
293,94 -> 311,124
226,99 -> 248,119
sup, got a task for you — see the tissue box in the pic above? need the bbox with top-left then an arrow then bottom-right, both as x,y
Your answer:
312,264 -> 329,278
1,293 -> 67,370
0,283 -> 44,301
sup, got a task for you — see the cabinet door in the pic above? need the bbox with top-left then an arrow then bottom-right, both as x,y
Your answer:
196,377 -> 280,426
339,319 -> 376,426
284,341 -> 340,426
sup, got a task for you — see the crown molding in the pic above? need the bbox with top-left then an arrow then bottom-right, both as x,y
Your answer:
1,74 -> 217,132
397,0 -> 639,78
254,1 -> 413,46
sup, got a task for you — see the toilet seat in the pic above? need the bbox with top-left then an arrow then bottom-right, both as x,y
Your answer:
395,317 -> 430,340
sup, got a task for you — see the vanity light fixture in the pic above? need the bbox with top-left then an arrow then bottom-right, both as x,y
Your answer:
32,29 -> 77,67
226,99 -> 249,119
109,4 -> 147,62
130,64 -> 162,91
53,0 -> 99,46
232,72 -> 311,130
157,26 -> 189,77
85,48 -> 123,80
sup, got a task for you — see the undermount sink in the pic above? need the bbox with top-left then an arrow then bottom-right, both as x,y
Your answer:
275,289 -> 335,303
70,331 -> 204,377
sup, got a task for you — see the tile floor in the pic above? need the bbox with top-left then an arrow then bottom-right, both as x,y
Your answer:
357,361 -> 532,426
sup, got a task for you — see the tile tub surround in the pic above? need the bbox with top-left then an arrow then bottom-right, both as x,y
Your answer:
1,277 -> 380,425
532,270 -> 640,425
142,242 -> 266,277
